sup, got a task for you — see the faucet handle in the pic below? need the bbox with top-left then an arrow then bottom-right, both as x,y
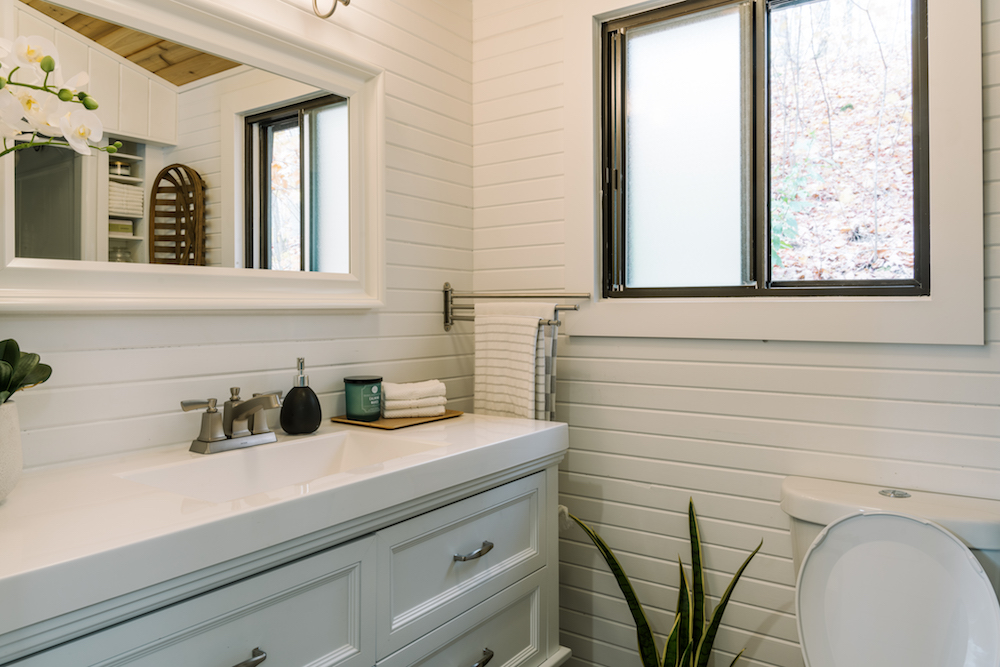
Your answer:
182,398 -> 218,413
230,387 -> 241,401
252,390 -> 283,400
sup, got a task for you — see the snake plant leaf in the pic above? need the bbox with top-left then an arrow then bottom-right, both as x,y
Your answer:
0,390 -> 10,404
677,643 -> 693,667
570,513 -> 661,667
728,649 -> 746,666
0,360 -> 11,395
693,540 -> 763,667
676,555 -> 691,661
21,362 -> 52,390
0,339 -> 18,370
9,353 -> 39,395
689,499 -> 706,651
662,609 -> 683,667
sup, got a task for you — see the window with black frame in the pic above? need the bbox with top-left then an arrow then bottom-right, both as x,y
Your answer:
245,93 -> 349,273
602,0 -> 928,298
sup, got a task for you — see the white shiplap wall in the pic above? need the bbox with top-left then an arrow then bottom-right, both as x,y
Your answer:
472,2 -> 1000,667
5,0 -> 475,469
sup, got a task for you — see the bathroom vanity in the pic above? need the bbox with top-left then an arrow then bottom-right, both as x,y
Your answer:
0,415 -> 571,667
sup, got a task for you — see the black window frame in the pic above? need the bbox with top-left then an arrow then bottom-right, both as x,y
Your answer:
244,93 -> 347,271
601,0 -> 930,299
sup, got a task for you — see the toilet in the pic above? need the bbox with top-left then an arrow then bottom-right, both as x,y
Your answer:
780,476 -> 1000,667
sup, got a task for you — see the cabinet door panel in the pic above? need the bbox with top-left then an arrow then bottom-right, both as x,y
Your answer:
376,472 -> 546,658
18,536 -> 376,667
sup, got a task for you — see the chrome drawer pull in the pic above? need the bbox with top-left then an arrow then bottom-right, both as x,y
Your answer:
471,648 -> 494,667
233,648 -> 267,667
454,540 -> 494,562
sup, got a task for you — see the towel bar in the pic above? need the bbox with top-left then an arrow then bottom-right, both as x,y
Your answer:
443,282 -> 590,331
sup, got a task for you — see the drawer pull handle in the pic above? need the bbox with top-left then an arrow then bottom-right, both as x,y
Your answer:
233,648 -> 267,667
471,648 -> 494,667
454,540 -> 494,562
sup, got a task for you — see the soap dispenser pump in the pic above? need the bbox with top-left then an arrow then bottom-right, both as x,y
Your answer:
280,358 -> 322,434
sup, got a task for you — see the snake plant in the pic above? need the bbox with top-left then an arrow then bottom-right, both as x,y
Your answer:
0,339 -> 52,404
569,499 -> 761,667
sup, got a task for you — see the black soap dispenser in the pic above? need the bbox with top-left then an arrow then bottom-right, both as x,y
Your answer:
280,357 -> 322,434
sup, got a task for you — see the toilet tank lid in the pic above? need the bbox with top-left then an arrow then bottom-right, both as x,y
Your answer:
781,477 -> 1000,549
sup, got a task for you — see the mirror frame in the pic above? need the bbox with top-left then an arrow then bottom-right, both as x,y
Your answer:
0,0 -> 386,312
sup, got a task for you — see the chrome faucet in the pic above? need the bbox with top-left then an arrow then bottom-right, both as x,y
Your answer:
182,388 -> 283,455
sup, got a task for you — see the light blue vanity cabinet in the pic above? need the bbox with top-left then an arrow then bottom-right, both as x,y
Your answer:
0,418 -> 571,667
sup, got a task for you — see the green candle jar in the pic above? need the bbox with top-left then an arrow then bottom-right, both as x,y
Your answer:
344,375 -> 382,421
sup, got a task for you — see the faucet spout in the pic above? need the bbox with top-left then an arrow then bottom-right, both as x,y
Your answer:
229,394 -> 282,438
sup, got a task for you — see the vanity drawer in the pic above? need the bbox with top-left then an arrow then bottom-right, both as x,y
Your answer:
18,535 -> 376,667
375,472 -> 546,658
376,568 -> 547,667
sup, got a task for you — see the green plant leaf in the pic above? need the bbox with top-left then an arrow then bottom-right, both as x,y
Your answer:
662,610 -> 682,667
678,642 -> 693,667
0,360 -> 11,396
693,540 -> 763,667
21,362 -> 51,390
676,555 -> 691,660
0,339 -> 18,370
729,649 -> 746,666
0,390 -> 10,404
10,352 -> 39,394
570,513 -> 660,667
689,499 -> 705,651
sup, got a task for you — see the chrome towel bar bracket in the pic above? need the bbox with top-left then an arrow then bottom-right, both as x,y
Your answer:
443,282 -> 590,331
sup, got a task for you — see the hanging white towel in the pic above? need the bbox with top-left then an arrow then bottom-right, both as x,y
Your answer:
473,302 -> 557,420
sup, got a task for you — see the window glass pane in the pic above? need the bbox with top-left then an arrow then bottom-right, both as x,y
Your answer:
769,0 -> 914,281
267,122 -> 301,271
308,100 -> 350,274
625,4 -> 751,289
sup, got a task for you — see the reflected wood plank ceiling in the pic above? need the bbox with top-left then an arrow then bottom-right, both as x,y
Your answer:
19,0 -> 240,86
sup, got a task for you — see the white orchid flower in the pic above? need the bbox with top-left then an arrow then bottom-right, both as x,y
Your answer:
11,35 -> 57,71
15,89 -> 65,137
58,108 -> 102,155
0,91 -> 29,140
54,70 -> 89,95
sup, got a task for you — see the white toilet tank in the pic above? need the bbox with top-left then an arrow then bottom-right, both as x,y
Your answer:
780,476 -> 1000,597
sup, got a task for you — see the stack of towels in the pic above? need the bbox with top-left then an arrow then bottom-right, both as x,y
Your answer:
109,182 -> 145,218
382,379 -> 447,419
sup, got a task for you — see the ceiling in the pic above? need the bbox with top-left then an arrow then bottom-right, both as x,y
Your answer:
19,0 -> 240,86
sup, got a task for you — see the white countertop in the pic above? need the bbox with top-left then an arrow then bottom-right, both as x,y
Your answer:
0,414 -> 568,641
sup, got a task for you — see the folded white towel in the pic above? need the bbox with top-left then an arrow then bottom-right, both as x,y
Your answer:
382,380 -> 446,401
383,395 -> 447,410
382,405 -> 447,419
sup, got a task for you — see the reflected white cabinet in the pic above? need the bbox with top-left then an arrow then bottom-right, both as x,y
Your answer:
10,469 -> 569,667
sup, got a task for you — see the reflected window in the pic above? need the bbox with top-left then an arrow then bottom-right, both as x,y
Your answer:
245,94 -> 349,272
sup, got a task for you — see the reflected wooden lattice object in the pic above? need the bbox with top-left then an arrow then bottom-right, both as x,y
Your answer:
149,164 -> 206,266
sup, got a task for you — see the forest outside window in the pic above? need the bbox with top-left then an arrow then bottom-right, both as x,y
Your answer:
602,0 -> 929,298
245,94 -> 350,273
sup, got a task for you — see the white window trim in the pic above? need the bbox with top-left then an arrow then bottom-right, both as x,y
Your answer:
565,0 -> 984,345
0,0 -> 386,313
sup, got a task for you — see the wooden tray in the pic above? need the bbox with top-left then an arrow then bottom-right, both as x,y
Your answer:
330,410 -> 463,430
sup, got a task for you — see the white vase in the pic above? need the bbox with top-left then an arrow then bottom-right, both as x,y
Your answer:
0,401 -> 23,502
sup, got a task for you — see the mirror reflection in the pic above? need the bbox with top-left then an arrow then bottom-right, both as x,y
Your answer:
10,0 -> 350,272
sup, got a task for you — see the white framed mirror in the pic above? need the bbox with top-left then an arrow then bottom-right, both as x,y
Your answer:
0,0 -> 385,312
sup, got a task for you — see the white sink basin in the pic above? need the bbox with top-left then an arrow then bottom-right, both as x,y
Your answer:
119,430 -> 446,503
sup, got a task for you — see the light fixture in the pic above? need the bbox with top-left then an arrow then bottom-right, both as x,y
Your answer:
312,0 -> 350,19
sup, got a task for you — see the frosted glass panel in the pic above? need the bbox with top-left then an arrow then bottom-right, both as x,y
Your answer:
624,4 -> 750,289
309,100 -> 350,274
